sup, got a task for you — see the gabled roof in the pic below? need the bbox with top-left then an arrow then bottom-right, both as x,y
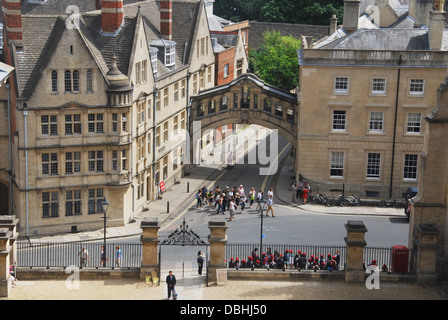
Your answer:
15,15 -> 65,99
11,0 -> 205,99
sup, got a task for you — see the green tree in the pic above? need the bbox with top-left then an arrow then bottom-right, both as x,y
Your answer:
249,30 -> 301,91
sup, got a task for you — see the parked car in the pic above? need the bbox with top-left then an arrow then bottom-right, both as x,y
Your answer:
404,187 -> 418,217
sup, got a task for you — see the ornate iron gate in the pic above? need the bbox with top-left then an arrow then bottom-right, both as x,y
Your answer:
159,217 -> 210,286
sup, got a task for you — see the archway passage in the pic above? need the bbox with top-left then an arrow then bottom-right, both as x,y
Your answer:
190,73 -> 298,147
0,182 -> 8,214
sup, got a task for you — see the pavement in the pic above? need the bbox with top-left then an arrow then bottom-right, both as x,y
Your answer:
30,127 -> 407,243
8,125 -> 444,302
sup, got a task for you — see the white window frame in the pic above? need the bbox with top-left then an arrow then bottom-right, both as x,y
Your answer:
371,78 -> 386,95
330,151 -> 345,178
369,111 -> 384,133
165,45 -> 175,67
406,112 -> 422,134
403,154 -> 418,181
332,110 -> 347,132
334,77 -> 349,93
409,79 -> 425,95
366,153 -> 381,179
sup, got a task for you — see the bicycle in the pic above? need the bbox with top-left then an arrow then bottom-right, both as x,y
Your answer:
378,198 -> 404,208
334,194 -> 360,206
310,192 -> 332,206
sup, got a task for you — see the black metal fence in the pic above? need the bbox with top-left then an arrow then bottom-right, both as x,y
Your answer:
226,243 -> 347,270
17,241 -> 142,269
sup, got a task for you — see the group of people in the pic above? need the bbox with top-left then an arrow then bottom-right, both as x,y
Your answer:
195,184 -> 276,221
227,248 -> 341,272
291,180 -> 312,204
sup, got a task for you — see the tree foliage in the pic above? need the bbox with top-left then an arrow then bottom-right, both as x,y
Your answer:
249,30 -> 301,91
213,0 -> 344,25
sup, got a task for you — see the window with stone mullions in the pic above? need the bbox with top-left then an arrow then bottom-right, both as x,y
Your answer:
42,153 -> 58,175
41,115 -> 58,135
88,150 -> 104,172
88,114 -> 104,133
65,114 -> 81,135
65,152 -> 81,174
88,188 -> 104,214
42,191 -> 59,218
66,190 -> 81,216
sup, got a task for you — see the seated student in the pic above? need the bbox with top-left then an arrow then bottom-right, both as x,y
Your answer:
299,253 -> 307,270
246,256 -> 253,269
240,259 -> 247,268
228,258 -> 235,268
276,255 -> 284,269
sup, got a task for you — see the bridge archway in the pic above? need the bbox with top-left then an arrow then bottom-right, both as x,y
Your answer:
189,73 -> 298,164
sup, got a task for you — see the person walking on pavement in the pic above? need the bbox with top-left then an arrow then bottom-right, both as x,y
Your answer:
266,195 -> 275,217
166,270 -> 177,300
248,187 -> 256,208
229,198 -> 236,221
256,189 -> 263,212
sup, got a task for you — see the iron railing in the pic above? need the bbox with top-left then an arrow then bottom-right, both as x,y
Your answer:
17,240 -> 142,269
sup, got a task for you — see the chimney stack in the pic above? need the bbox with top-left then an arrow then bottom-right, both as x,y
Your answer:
2,0 -> 23,47
428,7 -> 446,50
101,0 -> 124,35
410,0 -> 436,27
160,0 -> 173,40
343,0 -> 361,33
95,0 -> 101,10
330,14 -> 338,34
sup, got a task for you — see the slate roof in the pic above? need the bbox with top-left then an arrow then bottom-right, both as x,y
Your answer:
11,0 -> 203,99
318,28 -> 431,51
248,21 -> 329,51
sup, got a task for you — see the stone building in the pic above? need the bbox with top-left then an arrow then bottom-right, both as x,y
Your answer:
297,0 -> 448,198
1,0 -> 216,236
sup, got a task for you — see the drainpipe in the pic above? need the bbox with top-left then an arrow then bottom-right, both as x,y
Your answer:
389,55 -> 401,198
23,104 -> 29,237
152,84 -> 158,200
6,82 -> 13,215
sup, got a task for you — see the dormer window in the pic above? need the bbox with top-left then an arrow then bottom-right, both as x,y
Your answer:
165,45 -> 175,67
150,39 -> 177,69
149,47 -> 158,76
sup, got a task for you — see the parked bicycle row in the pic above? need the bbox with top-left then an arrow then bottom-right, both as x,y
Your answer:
302,191 -> 405,208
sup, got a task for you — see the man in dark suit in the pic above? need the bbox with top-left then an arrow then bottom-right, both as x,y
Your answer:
166,270 -> 176,300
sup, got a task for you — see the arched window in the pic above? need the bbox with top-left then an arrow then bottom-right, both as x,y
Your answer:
197,103 -> 205,117
220,96 -> 228,111
51,70 -> 58,93
72,70 -> 80,92
86,70 -> 93,92
208,99 -> 216,115
286,106 -> 294,122
263,98 -> 272,113
64,70 -> 72,92
275,103 -> 283,117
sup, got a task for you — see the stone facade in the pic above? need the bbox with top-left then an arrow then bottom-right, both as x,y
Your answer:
1,0 -> 216,236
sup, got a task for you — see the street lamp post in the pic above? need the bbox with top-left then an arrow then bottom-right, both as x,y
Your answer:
259,199 -> 266,256
101,198 -> 109,267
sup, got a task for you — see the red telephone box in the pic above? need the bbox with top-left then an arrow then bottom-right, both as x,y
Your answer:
391,245 -> 409,273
